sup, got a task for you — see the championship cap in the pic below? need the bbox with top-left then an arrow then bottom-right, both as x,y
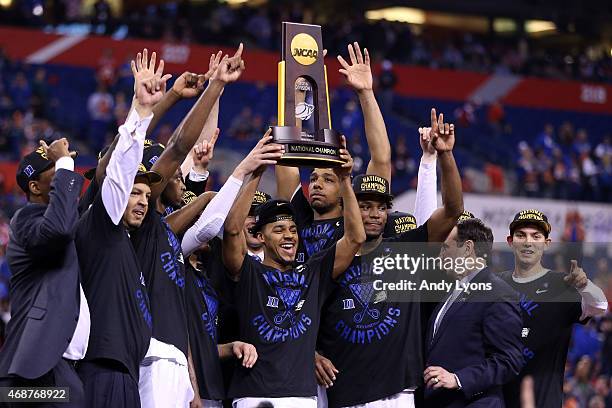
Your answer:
16,146 -> 54,193
458,210 -> 475,222
384,211 -> 417,237
250,191 -> 272,216
509,209 -> 551,237
142,140 -> 165,171
352,174 -> 393,203
135,162 -> 163,185
250,200 -> 296,233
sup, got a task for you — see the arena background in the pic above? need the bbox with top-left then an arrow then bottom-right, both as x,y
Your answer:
0,0 -> 610,406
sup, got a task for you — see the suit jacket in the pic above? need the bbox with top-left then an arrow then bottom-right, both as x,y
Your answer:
0,169 -> 84,379
424,268 -> 524,408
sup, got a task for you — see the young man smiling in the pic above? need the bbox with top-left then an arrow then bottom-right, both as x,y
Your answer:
223,135 -> 365,408
501,209 -> 608,408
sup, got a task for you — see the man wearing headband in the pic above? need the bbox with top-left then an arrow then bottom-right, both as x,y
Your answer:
223,137 -> 365,408
0,138 -> 87,407
501,209 -> 608,408
316,109 -> 464,408
74,48 -> 168,407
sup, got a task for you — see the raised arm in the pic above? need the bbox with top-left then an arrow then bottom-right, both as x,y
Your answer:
338,42 -> 391,181
332,138 -> 366,278
102,49 -> 171,224
23,139 -> 83,255
425,109 -> 463,242
150,45 -> 245,201
414,127 -> 438,225
183,131 -> 283,256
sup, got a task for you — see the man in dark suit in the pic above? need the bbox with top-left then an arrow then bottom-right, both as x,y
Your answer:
0,138 -> 88,407
424,218 -> 524,407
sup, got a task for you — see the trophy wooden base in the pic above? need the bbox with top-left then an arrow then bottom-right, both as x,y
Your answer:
272,126 -> 344,168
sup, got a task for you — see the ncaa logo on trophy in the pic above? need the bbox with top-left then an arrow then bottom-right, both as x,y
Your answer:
271,22 -> 343,167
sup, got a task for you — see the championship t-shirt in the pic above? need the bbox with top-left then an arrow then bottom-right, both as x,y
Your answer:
76,192 -> 152,380
500,270 -> 583,408
318,224 -> 429,407
228,246 -> 336,398
185,262 -> 225,400
131,207 -> 188,357
291,187 -> 343,264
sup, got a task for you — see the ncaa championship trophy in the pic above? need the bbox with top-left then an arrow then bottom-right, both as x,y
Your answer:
272,22 -> 343,167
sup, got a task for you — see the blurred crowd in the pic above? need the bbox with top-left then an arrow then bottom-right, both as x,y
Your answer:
516,124 -> 612,202
1,0 -> 611,84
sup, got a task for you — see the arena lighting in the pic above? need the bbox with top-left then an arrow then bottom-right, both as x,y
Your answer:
0,0 -> 12,8
365,7 -> 426,24
525,19 -> 556,33
493,18 -> 517,33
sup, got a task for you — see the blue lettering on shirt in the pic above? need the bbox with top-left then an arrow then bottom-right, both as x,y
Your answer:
195,277 -> 217,342
332,259 -> 401,344
519,294 -> 540,317
136,289 -> 153,329
301,221 -> 338,256
160,219 -> 185,288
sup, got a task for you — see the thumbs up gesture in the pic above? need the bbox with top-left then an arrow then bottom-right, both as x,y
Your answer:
564,260 -> 588,290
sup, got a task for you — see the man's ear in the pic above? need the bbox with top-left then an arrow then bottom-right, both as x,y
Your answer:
256,231 -> 265,244
506,235 -> 513,248
464,239 -> 474,257
28,180 -> 40,197
544,237 -> 552,250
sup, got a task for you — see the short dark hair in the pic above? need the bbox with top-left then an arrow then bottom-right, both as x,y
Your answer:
456,218 -> 494,260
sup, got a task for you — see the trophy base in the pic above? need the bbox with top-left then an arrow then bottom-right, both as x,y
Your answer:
272,126 -> 344,168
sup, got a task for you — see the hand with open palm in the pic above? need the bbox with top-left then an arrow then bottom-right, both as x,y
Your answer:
337,42 -> 373,93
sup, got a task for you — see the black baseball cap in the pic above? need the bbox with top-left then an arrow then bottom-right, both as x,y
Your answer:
458,210 -> 475,222
250,191 -> 272,216
352,174 -> 393,203
509,209 -> 551,237
142,140 -> 165,171
16,146 -> 54,193
135,162 -> 163,185
250,199 -> 296,233
384,211 -> 417,237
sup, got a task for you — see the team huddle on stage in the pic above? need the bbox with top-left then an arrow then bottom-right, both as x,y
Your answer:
0,41 -> 608,408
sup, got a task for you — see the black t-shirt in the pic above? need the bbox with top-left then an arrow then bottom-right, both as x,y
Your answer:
291,188 -> 344,264
185,262 -> 225,400
500,270 -> 583,408
131,207 -> 189,357
318,224 -> 429,407
203,238 -> 241,345
228,246 -> 336,398
76,192 -> 152,380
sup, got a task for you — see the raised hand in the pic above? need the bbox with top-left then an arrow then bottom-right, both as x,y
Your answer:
40,138 -> 74,162
204,51 -> 223,82
564,260 -> 588,289
418,126 -> 437,157
428,108 -> 455,153
172,72 -> 207,99
131,48 -> 172,114
191,128 -> 219,173
234,129 -> 284,178
337,42 -> 373,92
333,135 -> 354,181
211,43 -> 245,84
